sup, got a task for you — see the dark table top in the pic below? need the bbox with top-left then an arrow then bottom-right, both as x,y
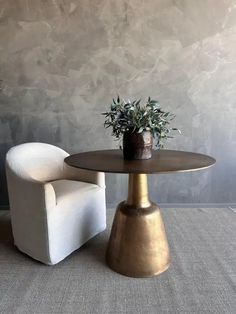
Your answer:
65,149 -> 216,174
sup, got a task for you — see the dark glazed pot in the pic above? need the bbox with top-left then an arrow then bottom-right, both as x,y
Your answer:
123,131 -> 153,160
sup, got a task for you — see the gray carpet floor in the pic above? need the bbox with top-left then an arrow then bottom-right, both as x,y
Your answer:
0,208 -> 235,314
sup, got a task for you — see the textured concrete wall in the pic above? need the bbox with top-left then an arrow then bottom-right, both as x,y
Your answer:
0,0 -> 236,206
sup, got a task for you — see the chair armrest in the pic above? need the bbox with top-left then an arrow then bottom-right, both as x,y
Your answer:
63,163 -> 105,188
6,165 -> 56,213
44,182 -> 57,210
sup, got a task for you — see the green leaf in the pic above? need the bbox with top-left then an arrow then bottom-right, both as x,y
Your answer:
102,96 -> 181,146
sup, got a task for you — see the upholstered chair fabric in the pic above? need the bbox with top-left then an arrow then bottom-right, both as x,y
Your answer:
6,142 -> 106,265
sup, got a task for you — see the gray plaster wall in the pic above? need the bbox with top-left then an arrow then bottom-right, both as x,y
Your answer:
0,0 -> 236,207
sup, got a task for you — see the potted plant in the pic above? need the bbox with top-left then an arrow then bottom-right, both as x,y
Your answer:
102,96 -> 180,160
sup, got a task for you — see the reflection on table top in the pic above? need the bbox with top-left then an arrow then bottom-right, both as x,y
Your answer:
65,149 -> 216,174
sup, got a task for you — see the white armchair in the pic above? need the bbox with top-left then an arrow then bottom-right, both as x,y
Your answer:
5,142 -> 106,265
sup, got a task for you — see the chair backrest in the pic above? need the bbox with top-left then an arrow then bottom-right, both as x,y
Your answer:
6,142 -> 69,182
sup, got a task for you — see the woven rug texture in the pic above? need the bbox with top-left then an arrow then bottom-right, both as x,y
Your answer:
0,208 -> 235,314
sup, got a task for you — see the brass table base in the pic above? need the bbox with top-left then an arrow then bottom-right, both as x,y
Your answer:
106,174 -> 170,278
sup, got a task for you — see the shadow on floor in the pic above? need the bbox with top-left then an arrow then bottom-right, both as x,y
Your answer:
67,229 -> 109,268
0,211 -> 14,244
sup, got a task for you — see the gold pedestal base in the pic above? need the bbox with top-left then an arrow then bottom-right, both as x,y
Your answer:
106,174 -> 170,278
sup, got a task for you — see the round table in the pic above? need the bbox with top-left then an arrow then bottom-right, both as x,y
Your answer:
65,149 -> 215,278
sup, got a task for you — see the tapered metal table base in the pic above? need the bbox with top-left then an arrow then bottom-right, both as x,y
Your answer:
106,174 -> 170,278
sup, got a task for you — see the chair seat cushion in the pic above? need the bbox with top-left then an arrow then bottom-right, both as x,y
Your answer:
50,179 -> 101,206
